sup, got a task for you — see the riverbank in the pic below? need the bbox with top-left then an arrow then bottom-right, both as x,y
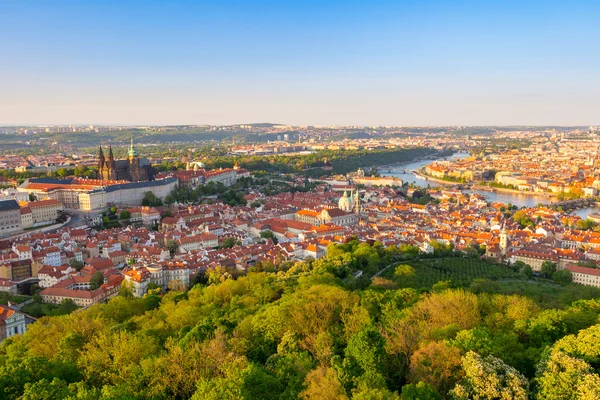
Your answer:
412,171 -> 458,186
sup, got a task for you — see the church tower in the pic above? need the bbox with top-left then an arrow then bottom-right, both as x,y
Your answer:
355,189 -> 361,219
128,135 -> 143,182
97,145 -> 105,178
107,145 -> 117,180
499,223 -> 509,256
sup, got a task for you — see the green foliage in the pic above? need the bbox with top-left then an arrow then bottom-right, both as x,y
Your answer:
2,245 -> 600,399
141,191 -> 163,207
401,382 -> 441,400
119,210 -> 131,220
219,237 -> 237,249
260,230 -> 278,244
69,259 -> 85,272
89,272 -> 104,290
512,210 -> 535,229
536,324 -> 600,399
540,261 -> 557,279
450,351 -> 529,399
552,269 -> 573,285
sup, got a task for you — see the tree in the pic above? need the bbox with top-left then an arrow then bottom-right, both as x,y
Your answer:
119,210 -> 131,220
261,230 -> 278,244
401,382 -> 441,400
69,259 -> 84,271
164,194 -> 175,205
220,237 -> 237,249
519,264 -> 533,279
78,330 -> 160,389
394,264 -> 415,282
167,279 -> 187,292
536,324 -> 600,399
56,168 -> 69,178
142,191 -> 163,207
300,366 -> 348,400
20,378 -> 72,400
90,272 -> 104,290
450,352 -> 528,400
408,341 -> 463,395
167,239 -> 179,255
552,269 -> 573,285
540,261 -> 557,279
342,325 -> 387,382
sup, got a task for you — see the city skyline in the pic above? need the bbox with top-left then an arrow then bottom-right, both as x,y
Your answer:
2,0 -> 600,126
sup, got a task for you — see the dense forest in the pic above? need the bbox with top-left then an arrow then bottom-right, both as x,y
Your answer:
2,242 -> 600,399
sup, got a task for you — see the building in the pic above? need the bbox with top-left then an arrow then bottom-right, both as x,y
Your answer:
566,264 -> 600,288
40,274 -> 123,307
295,208 -> 358,227
19,177 -> 176,211
20,207 -> 33,229
499,225 -> 510,256
78,177 -> 178,210
0,260 -> 34,281
26,199 -> 63,225
129,206 -> 161,226
0,305 -> 32,343
97,137 -> 154,182
338,191 -> 354,212
0,200 -> 22,235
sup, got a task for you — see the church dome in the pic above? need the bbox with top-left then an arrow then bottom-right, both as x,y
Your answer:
338,191 -> 352,212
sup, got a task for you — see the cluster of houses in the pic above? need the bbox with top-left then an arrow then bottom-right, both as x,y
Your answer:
4,180 -> 600,342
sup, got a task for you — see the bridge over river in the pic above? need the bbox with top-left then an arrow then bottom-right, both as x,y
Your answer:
542,197 -> 599,211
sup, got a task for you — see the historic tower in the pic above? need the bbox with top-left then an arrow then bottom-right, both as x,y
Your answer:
97,145 -> 105,174
127,135 -> 144,182
98,144 -> 117,180
499,224 -> 510,256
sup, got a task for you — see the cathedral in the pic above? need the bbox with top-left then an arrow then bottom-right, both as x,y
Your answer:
97,137 -> 154,182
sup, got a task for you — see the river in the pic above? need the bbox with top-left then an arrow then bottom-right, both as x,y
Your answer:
377,152 -> 599,219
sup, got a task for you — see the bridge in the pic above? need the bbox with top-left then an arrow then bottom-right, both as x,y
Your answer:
545,197 -> 599,211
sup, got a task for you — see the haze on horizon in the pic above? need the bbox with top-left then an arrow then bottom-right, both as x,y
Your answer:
1,0 -> 599,127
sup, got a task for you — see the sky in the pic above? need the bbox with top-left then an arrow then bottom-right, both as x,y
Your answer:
1,0 -> 599,126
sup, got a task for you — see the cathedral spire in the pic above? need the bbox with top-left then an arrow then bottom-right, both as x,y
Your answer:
98,145 -> 105,166
108,145 -> 116,169
128,134 -> 138,158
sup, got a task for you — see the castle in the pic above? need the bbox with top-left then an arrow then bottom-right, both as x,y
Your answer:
98,137 -> 154,182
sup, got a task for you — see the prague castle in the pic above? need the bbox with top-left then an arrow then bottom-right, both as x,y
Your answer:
98,137 -> 154,182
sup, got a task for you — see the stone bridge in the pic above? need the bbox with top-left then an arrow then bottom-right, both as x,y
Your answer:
547,197 -> 598,210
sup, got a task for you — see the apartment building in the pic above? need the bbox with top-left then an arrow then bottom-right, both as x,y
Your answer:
0,200 -> 22,235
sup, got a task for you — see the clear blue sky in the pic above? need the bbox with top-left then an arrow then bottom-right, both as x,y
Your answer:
1,0 -> 599,126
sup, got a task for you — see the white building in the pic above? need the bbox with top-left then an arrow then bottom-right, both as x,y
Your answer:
566,264 -> 600,288
0,305 -> 30,343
